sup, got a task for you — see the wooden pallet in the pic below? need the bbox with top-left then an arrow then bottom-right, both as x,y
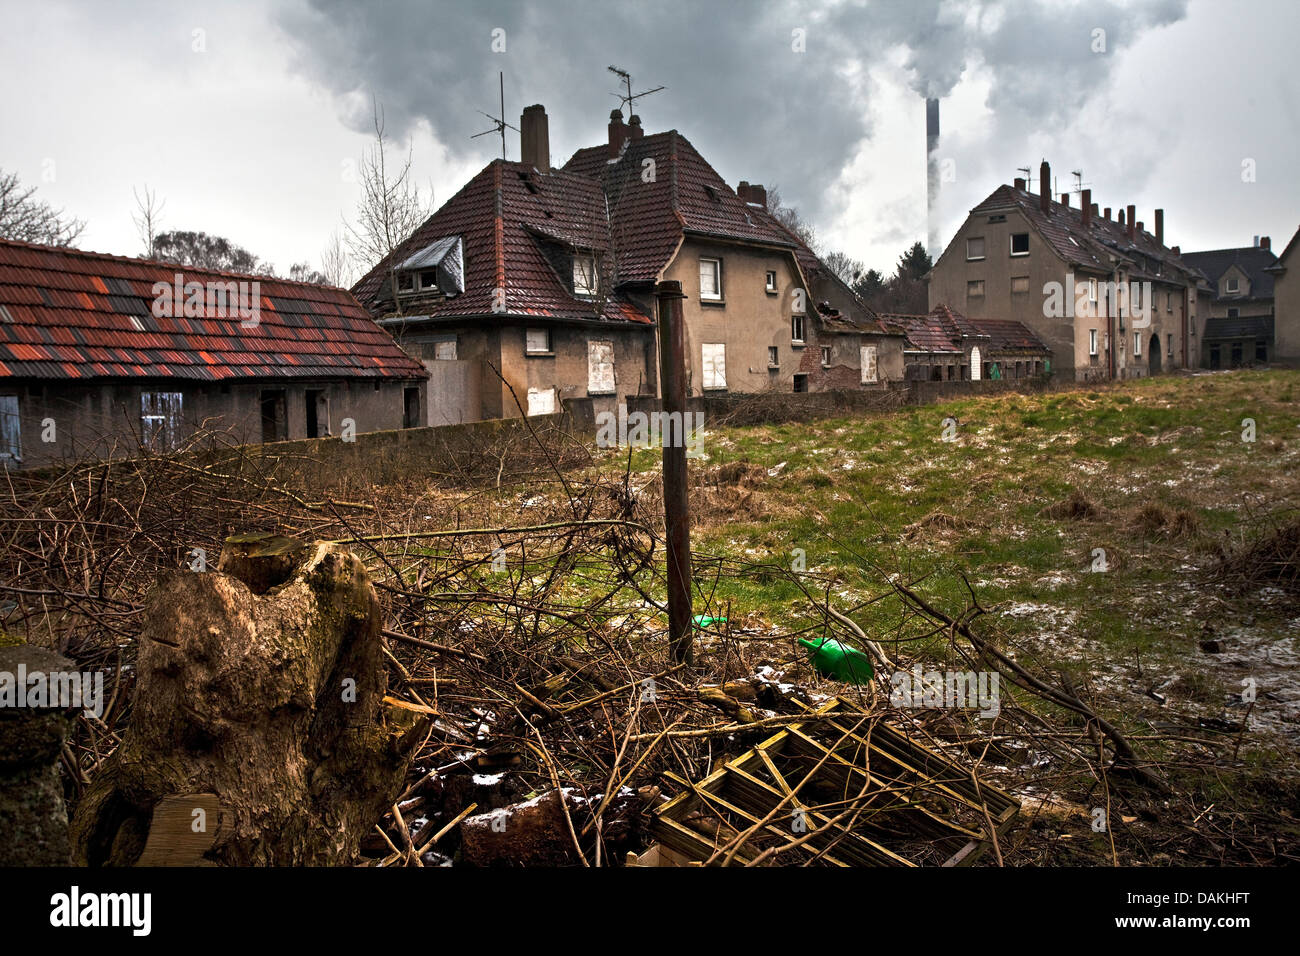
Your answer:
650,697 -> 1019,866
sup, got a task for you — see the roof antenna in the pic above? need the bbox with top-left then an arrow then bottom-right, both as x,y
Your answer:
1016,166 -> 1032,190
471,71 -> 519,160
607,65 -> 665,120
1071,169 -> 1091,195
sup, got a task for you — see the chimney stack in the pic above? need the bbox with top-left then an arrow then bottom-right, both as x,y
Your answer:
520,104 -> 550,174
1126,204 -> 1136,239
1118,209 -> 1125,227
1082,189 -> 1092,227
1154,209 -> 1164,246
1014,177 -> 1026,190
1039,161 -> 1050,213
749,183 -> 767,209
1172,245 -> 1180,256
1253,235 -> 1260,247
629,114 -> 644,139
608,109 -> 627,159
1261,236 -> 1271,251
1061,193 -> 1070,207
1104,206 -> 1111,220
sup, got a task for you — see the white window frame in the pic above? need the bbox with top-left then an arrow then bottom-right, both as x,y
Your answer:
587,339 -> 615,395
573,255 -> 598,296
820,346 -> 832,367
765,270 -> 778,292
699,257 -> 722,301
860,345 -> 878,384
1010,233 -> 1030,257
1089,278 -> 1098,305
701,343 -> 727,390
966,237 -> 986,261
1089,329 -> 1099,356
791,314 -> 806,344
1225,276 -> 1239,294
525,328 -> 552,355
1134,332 -> 1142,357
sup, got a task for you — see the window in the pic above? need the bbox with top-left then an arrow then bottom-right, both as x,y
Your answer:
1089,329 -> 1099,356
587,340 -> 615,394
434,339 -> 457,360
396,273 -> 415,293
143,391 -> 185,450
573,255 -> 598,296
1133,332 -> 1141,357
1256,340 -> 1268,362
1167,292 -> 1173,313
967,280 -> 985,298
699,258 -> 722,301
0,395 -> 20,463
1231,343 -> 1243,366
403,387 -> 421,429
525,328 -> 552,354
1089,278 -> 1098,305
1225,277 -> 1239,294
1227,307 -> 1239,318
701,343 -> 727,390
305,389 -> 325,438
526,387 -> 556,416
792,374 -> 808,393
860,345 -> 878,384
418,270 -> 439,291
768,346 -> 779,368
258,390 -> 286,444
765,270 -> 778,293
1010,276 -> 1029,294
791,314 -> 805,344
1131,284 -> 1141,310
820,346 -> 832,367
1168,337 -> 1174,358
1010,233 -> 1030,256
966,237 -> 986,261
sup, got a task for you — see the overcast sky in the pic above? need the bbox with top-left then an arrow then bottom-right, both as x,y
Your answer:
2,0 -> 1296,283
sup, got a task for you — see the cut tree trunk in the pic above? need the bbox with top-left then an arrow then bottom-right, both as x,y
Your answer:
69,534 -> 429,866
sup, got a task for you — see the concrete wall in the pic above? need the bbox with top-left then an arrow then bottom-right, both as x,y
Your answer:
1271,237 -> 1299,363
0,377 -> 424,470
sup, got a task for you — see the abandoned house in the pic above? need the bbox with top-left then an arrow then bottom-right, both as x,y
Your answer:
1182,238 -> 1278,368
0,238 -> 428,469
878,304 -> 1051,382
352,105 -> 899,419
1268,225 -> 1300,364
928,161 -> 1201,381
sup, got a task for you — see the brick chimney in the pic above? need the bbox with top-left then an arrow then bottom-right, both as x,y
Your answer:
1261,236 -> 1271,251
1039,161 -> 1050,213
737,181 -> 767,208
1104,206 -> 1111,220
1154,209 -> 1164,246
1127,204 -> 1136,239
520,104 -> 550,174
1137,220 -> 1144,236
1061,193 -> 1070,207
1082,189 -> 1092,227
608,109 -> 627,159
628,114 -> 644,140
1118,209 -> 1125,227
1172,245 -> 1180,256
1014,177 -> 1026,190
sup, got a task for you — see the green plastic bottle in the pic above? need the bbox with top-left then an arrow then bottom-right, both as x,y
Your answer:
798,637 -> 874,684
692,615 -> 727,628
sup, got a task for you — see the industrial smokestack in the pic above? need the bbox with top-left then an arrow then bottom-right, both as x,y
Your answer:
926,98 -> 940,260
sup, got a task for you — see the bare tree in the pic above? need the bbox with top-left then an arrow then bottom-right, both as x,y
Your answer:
320,228 -> 353,289
765,183 -> 819,255
0,168 -> 85,246
133,185 -> 165,259
345,100 -> 431,311
821,249 -> 866,287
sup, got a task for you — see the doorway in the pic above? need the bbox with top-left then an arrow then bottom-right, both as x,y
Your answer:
260,389 -> 288,443
305,389 -> 324,438
1149,335 -> 1161,374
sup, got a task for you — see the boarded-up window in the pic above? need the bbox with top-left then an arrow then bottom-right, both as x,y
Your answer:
967,280 -> 985,298
526,328 -> 551,354
970,346 -> 982,380
0,395 -> 20,462
434,339 -> 457,360
587,340 -> 615,394
1010,276 -> 1029,294
141,391 -> 183,451
527,387 -> 556,416
701,343 -> 726,390
860,345 -> 878,384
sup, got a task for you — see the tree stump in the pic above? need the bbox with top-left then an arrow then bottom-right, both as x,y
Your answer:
69,534 -> 429,866
0,646 -> 76,865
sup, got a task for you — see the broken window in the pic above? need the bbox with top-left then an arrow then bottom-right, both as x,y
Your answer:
701,343 -> 726,390
820,346 -> 832,367
587,340 -> 615,395
793,374 -> 808,393
699,258 -> 722,301
526,387 -> 556,416
142,391 -> 184,451
525,328 -> 552,354
765,270 -> 777,292
0,395 -> 20,463
768,346 -> 779,368
791,314 -> 805,343
860,345 -> 878,384
573,255 -> 598,296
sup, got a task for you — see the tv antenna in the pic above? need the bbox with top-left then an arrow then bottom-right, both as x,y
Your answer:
607,65 -> 664,118
1070,169 -> 1091,194
471,71 -> 518,160
1017,166 -> 1032,189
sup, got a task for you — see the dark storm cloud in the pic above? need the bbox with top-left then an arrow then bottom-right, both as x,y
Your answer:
277,0 -> 1188,224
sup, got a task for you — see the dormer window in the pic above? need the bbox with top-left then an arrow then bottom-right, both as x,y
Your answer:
1225,277 -> 1239,294
419,270 -> 438,291
396,269 -> 438,295
573,255 -> 598,296
396,273 -> 415,293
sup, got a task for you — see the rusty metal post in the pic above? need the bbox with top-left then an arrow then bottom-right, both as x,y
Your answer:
656,280 -> 693,665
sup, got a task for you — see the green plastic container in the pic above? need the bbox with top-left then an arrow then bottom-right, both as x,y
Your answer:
692,615 -> 727,629
798,637 -> 874,684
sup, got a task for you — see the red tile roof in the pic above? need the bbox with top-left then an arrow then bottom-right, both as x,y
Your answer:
879,306 -> 1049,355
0,239 -> 426,382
